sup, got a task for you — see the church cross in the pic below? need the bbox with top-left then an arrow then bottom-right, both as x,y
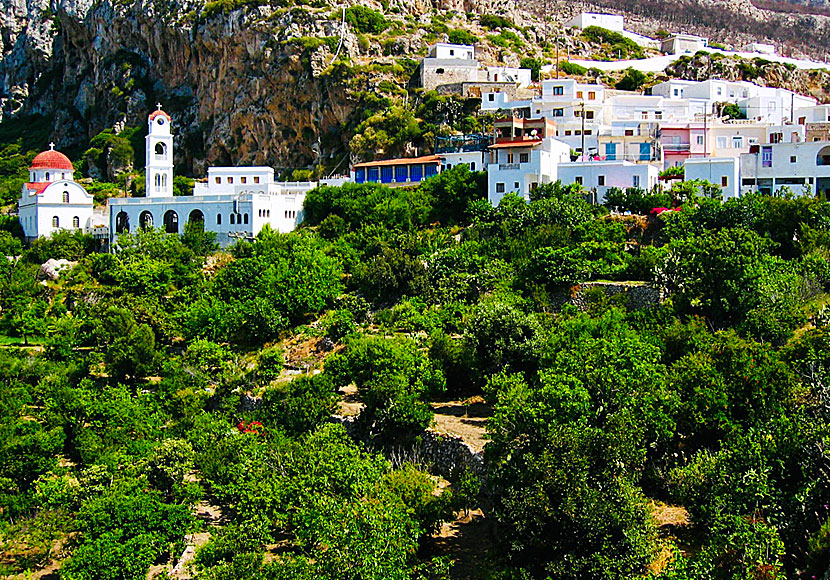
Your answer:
156,103 -> 162,110
49,142 -> 55,150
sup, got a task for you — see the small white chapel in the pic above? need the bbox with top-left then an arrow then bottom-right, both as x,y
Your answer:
17,144 -> 94,241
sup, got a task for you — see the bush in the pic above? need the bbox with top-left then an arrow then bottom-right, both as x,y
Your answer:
615,68 -> 648,91
448,28 -> 478,45
479,13 -> 513,29
345,5 -> 387,34
559,61 -> 587,75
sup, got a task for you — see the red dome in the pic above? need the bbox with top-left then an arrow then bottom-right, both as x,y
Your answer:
30,149 -> 73,171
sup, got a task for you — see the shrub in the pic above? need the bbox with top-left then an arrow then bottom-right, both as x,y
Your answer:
559,61 -> 587,75
345,5 -> 387,34
448,28 -> 478,45
479,14 -> 513,29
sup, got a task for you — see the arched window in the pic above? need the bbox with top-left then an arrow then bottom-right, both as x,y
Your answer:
217,213 -> 222,225
155,174 -> 161,190
45,172 -> 50,181
62,191 -> 69,203
243,213 -> 249,224
155,142 -> 167,158
116,211 -> 129,234
139,211 -> 154,229
72,216 -> 80,228
162,174 -> 167,188
188,209 -> 204,224
230,214 -> 235,225
163,210 -> 178,234
52,216 -> 59,228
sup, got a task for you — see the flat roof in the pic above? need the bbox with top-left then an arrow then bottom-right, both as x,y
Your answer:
489,139 -> 543,149
352,155 -> 441,169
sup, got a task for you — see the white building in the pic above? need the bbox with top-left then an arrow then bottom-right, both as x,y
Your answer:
487,137 -> 571,206
747,42 -> 776,55
557,161 -> 659,202
661,34 -> 708,55
109,106 -> 318,247
564,12 -> 624,32
429,42 -> 475,60
684,157 -> 740,198
741,141 -> 830,196
421,43 -> 480,90
18,146 -> 94,241
486,66 -> 532,88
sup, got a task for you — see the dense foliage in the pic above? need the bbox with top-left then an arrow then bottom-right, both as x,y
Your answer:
2,166 -> 830,580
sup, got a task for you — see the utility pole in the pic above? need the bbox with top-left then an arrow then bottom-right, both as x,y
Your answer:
703,110 -> 708,157
556,37 -> 559,79
580,101 -> 586,160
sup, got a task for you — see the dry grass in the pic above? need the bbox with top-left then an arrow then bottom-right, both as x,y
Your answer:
651,502 -> 691,527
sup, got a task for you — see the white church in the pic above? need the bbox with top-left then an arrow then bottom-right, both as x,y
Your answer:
108,105 -> 323,247
17,145 -> 95,241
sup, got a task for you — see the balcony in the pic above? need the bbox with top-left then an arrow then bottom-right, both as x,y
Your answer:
499,163 -> 521,170
663,143 -> 691,152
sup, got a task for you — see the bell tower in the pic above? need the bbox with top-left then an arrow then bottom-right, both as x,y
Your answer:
145,104 -> 174,198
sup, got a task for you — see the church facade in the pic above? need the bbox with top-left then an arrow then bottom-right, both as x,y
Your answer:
108,106 -> 324,247
17,146 -> 94,242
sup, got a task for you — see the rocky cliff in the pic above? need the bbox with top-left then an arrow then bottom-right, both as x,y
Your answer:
2,0 -> 830,175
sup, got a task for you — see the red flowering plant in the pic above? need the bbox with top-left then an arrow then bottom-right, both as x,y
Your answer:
236,420 -> 265,436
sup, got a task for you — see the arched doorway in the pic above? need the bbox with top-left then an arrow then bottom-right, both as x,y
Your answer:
163,210 -> 179,234
115,211 -> 130,234
817,145 -> 830,166
188,209 -> 204,223
139,211 -> 154,229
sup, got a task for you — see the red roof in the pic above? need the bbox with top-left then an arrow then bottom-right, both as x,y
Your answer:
489,139 -> 543,149
30,150 -> 73,171
352,154 -> 441,169
25,182 -> 50,195
149,109 -> 172,122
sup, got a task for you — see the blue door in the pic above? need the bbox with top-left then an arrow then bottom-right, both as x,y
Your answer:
639,143 -> 651,161
355,168 -> 365,184
367,167 -> 379,183
395,166 -> 408,182
605,143 -> 617,161
381,167 -> 393,183
424,164 -> 438,178
410,164 -> 423,182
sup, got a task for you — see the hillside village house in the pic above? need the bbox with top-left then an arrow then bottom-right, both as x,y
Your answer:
557,161 -> 659,203
740,141 -> 830,196
684,157 -> 740,198
108,106 -> 322,247
18,146 -> 95,241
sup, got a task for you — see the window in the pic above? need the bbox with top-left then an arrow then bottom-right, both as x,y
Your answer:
598,175 -> 605,186
72,216 -> 79,228
228,176 -> 233,184
215,177 -> 221,184
488,94 -> 495,102
254,176 -> 260,184
62,191 -> 69,203
588,91 -> 595,100
470,162 -> 476,171
577,91 -> 583,99
553,108 -> 564,117
633,175 -> 641,188
574,176 -> 583,185
586,111 -> 594,120
790,155 -> 797,163
230,214 -> 235,225
770,133 -> 783,144
267,209 -> 270,217
565,130 -> 572,136
241,176 -> 247,184
673,89 -> 679,96
52,216 -> 59,228
496,183 -> 505,193
243,213 -> 249,224
519,153 -> 529,163
732,136 -> 744,148
762,146 -> 773,167
584,130 -> 592,135
696,135 -> 705,145
717,136 -> 728,149
716,87 -> 722,96
625,129 -> 634,137
642,111 -> 648,119
449,49 -> 454,56
799,116 -> 806,125
436,68 -> 445,74
45,172 -> 50,181
507,153 -> 514,163
655,111 -> 662,119
553,86 -> 564,95
721,176 -> 729,187
514,182 -> 519,190
217,214 -> 222,225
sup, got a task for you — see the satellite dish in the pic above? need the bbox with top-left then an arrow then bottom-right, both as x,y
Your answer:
530,129 -> 538,136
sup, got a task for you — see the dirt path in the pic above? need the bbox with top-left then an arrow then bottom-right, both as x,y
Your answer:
428,508 -> 494,580
430,400 -> 490,452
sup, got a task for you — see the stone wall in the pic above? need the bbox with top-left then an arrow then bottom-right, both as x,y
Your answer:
330,415 -> 486,482
554,281 -> 665,311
